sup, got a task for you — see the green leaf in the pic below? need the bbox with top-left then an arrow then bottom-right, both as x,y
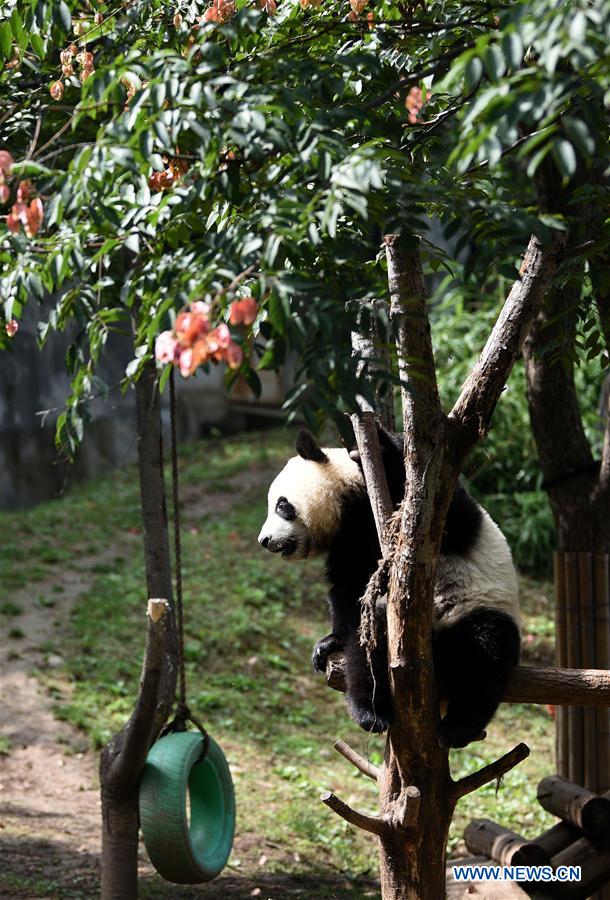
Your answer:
153,119 -> 171,151
0,21 -> 12,59
26,272 -> 44,300
30,31 -> 45,59
124,233 -> 140,254
11,160 -> 51,177
562,118 -> 595,159
58,1 -> 72,32
552,139 -> 577,178
10,10 -> 27,51
464,57 -> 483,92
150,83 -> 166,111
484,45 -> 506,81
502,32 -> 523,69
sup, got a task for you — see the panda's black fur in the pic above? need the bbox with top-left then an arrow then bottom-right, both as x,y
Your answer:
262,426 -> 521,748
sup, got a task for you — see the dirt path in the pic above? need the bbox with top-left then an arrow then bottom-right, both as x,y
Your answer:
0,543 -> 131,899
0,467 -> 279,899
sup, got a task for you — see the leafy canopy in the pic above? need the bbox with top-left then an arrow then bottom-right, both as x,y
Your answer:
0,0 -> 608,453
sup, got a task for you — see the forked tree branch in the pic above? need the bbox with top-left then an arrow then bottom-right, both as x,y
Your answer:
107,599 -> 171,784
349,298 -> 396,554
350,411 -> 394,555
385,234 -> 444,471
450,233 -> 566,458
334,739 -> 380,782
451,743 -> 530,801
320,791 -> 389,837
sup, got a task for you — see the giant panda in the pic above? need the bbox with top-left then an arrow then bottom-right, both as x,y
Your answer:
257,426 -> 521,748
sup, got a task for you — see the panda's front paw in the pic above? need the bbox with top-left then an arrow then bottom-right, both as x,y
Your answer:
312,634 -> 344,673
348,697 -> 393,734
437,717 -> 484,749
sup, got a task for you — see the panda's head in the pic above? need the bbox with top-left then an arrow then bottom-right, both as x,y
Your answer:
258,430 -> 365,560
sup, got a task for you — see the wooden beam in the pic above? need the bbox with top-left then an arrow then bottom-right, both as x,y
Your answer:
325,656 -> 610,708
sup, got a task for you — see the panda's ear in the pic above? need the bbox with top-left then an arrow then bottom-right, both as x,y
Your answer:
350,423 -> 402,468
295,430 -> 328,464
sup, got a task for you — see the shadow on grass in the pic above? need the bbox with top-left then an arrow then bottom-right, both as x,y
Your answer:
0,835 -> 380,900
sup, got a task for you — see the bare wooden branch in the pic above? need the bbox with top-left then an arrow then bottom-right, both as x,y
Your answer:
325,655 -> 610,707
452,743 -> 530,801
450,233 -> 565,456
320,791 -> 389,837
385,233 -> 443,464
350,298 -> 396,431
109,598 -> 171,779
350,411 -> 394,555
334,739 -> 380,782
379,235 -> 453,899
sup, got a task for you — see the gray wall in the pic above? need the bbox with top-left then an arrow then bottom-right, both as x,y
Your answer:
0,305 -> 229,509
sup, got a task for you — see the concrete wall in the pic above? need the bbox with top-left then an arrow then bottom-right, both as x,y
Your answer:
0,305 -> 230,509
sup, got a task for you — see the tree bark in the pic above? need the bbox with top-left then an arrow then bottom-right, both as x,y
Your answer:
322,231 -> 564,899
522,284 -> 607,550
380,235 -> 453,900
99,360 -> 178,900
325,656 -> 610,706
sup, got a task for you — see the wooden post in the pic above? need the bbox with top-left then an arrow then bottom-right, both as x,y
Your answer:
326,656 -> 610,707
535,821 -> 582,858
555,553 -> 570,780
555,548 -> 610,849
594,554 -> 610,795
99,359 -> 178,900
537,776 -> 610,841
564,552 -> 584,786
551,838 -> 610,897
464,819 -> 551,867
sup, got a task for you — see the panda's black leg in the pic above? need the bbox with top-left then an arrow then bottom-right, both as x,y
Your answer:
312,587 -> 361,673
434,609 -> 520,749
344,630 -> 393,734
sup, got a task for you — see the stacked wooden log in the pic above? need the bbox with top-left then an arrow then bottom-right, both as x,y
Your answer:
464,776 -> 610,898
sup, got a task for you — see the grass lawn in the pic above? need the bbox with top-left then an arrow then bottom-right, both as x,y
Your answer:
1,426 -> 558,895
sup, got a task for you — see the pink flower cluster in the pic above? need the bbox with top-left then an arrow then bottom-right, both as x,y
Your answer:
405,86 -> 431,124
203,0 -> 236,23
228,296 -> 258,326
1,155 -> 45,238
155,300 -> 255,378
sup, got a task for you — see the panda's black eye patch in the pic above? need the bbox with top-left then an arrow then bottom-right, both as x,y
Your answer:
276,496 -> 296,521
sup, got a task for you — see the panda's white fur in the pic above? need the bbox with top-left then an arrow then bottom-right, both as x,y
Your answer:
434,510 -> 520,629
259,428 -> 522,746
259,449 -> 364,558
261,449 -> 520,630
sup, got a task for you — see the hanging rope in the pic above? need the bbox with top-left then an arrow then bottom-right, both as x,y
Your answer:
162,368 -> 209,757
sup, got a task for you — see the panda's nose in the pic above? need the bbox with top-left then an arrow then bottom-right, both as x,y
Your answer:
259,535 -> 270,549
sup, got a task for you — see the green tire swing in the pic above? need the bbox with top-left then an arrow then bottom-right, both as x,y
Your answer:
139,731 -> 235,884
139,369 -> 235,884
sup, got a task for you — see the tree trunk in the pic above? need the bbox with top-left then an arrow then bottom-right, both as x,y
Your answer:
99,360 -> 178,900
323,232 -> 563,899
526,159 -> 610,897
